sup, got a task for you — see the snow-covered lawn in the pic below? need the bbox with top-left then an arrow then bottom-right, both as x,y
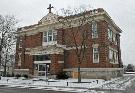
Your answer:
0,74 -> 134,93
0,77 -> 104,88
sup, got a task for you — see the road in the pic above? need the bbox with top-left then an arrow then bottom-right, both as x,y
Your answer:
124,80 -> 135,93
102,79 -> 135,93
0,86 -> 77,93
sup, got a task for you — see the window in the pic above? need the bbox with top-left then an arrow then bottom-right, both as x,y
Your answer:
33,55 -> 50,61
19,37 -> 23,48
113,33 -> 116,42
108,27 -> 113,41
39,65 -> 46,71
109,49 -> 118,63
109,49 -> 113,61
109,49 -> 115,63
43,30 -> 57,42
108,26 -> 118,45
48,30 -> 53,42
43,32 -> 47,42
114,52 -> 118,63
92,21 -> 98,38
93,47 -> 99,63
53,31 -> 57,41
113,33 -> 118,45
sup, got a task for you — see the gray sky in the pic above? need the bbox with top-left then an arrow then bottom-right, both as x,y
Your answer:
0,0 -> 135,65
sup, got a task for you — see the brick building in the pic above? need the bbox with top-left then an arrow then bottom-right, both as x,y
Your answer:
15,5 -> 123,79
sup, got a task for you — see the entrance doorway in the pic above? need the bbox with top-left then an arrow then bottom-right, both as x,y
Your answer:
38,64 -> 50,76
33,55 -> 51,77
35,63 -> 50,76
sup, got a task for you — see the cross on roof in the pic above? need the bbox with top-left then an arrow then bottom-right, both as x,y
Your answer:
47,4 -> 54,13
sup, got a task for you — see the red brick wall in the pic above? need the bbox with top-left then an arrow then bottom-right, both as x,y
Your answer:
25,32 -> 42,48
15,32 -> 42,74
15,19 -> 122,76
50,54 -> 64,75
63,20 -> 121,69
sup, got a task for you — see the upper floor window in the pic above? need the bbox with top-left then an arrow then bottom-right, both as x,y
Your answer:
108,27 -> 113,41
108,26 -> 118,45
93,47 -> 99,63
92,21 -> 98,38
43,30 -> 57,42
113,33 -> 118,45
19,36 -> 23,48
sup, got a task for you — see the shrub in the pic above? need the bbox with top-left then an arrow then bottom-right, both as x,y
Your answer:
22,74 -> 28,79
15,74 -> 21,79
56,72 -> 69,79
11,73 -> 14,77
6,74 -> 11,77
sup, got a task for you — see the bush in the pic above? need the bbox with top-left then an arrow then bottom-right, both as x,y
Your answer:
6,73 -> 14,77
6,74 -> 11,77
11,73 -> 14,77
56,72 -> 69,79
22,74 -> 28,79
15,74 -> 21,79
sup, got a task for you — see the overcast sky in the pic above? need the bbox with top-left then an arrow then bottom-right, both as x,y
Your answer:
0,0 -> 135,65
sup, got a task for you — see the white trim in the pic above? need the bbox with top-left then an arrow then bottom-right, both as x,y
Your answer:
34,60 -> 51,64
93,47 -> 99,63
14,69 -> 29,71
58,61 -> 64,63
92,44 -> 99,48
42,41 -> 57,46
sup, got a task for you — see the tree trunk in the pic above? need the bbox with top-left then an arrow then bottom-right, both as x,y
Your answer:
78,63 -> 81,83
3,65 -> 6,77
3,50 -> 8,77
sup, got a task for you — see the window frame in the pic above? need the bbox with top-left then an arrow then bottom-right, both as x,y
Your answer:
92,21 -> 98,38
108,27 -> 113,41
109,48 -> 118,64
43,30 -> 57,42
93,47 -> 99,63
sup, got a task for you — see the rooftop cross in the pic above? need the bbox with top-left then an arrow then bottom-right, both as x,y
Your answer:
47,4 -> 54,13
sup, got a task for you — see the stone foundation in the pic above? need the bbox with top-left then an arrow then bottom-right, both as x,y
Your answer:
64,68 -> 124,80
14,69 -> 29,76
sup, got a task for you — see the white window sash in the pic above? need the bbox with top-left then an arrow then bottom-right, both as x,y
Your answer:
43,30 -> 57,42
93,47 -> 99,63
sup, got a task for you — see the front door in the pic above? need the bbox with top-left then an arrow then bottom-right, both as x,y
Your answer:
38,64 -> 50,76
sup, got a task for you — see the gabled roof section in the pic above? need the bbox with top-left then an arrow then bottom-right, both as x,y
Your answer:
38,13 -> 59,24
17,8 -> 122,33
17,13 -> 59,32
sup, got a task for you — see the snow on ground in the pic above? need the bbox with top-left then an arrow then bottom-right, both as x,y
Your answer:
99,75 -> 135,90
0,74 -> 134,93
125,72 -> 135,74
0,77 -> 104,93
32,78 -> 104,88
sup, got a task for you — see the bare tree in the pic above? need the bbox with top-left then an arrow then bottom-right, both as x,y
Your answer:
0,15 -> 18,76
58,7 -> 94,82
